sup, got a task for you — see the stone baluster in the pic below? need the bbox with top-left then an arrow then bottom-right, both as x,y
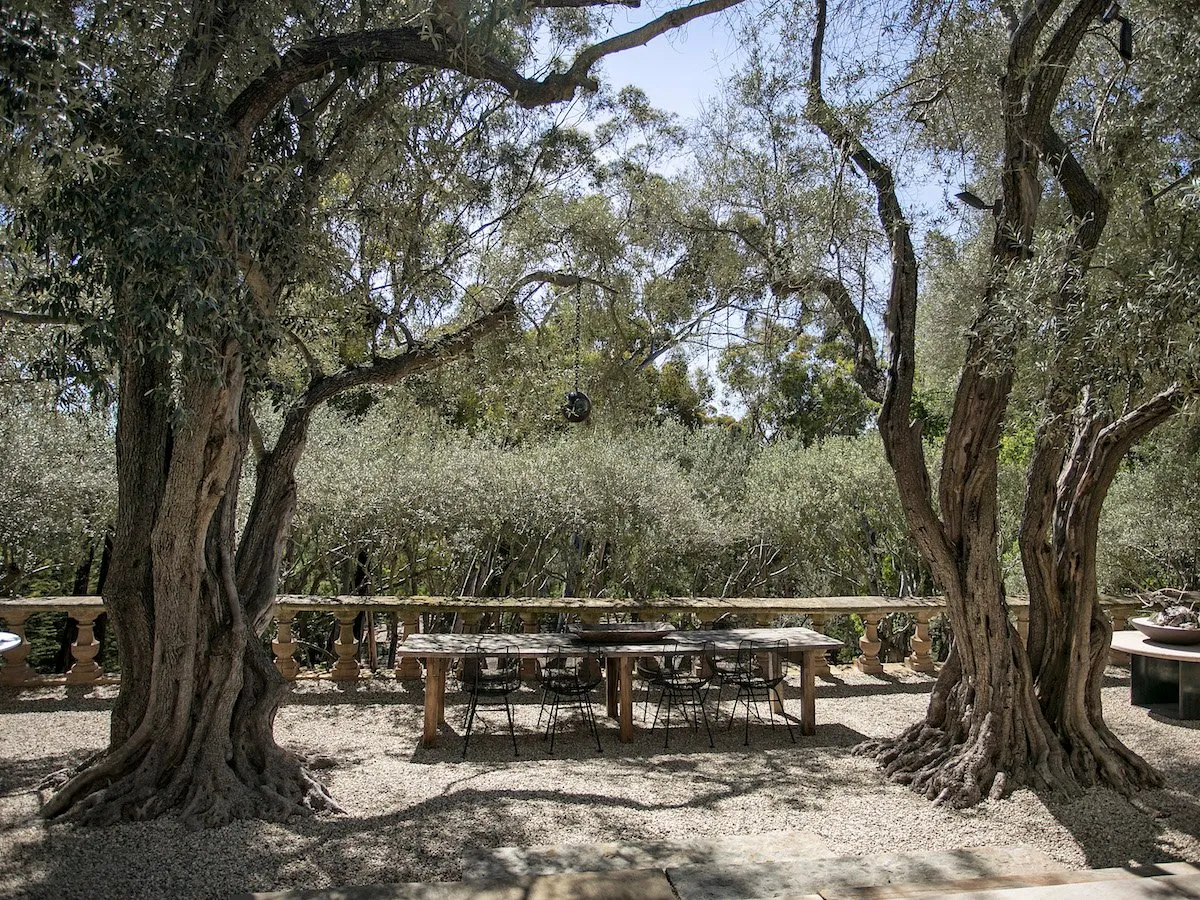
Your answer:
330,609 -> 360,681
808,615 -> 831,676
905,611 -> 935,674
1109,610 -> 1131,665
0,610 -> 35,686
65,609 -> 103,685
272,611 -> 300,681
853,613 -> 884,675
1013,607 -> 1030,647
395,610 -> 423,678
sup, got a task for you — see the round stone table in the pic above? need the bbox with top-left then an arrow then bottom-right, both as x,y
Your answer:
1111,629 -> 1200,720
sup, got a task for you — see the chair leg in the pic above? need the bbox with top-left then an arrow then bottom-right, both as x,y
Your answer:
663,689 -> 673,749
697,690 -> 715,749
776,682 -> 796,744
744,686 -> 753,746
503,694 -> 519,757
726,686 -> 744,731
583,692 -> 603,753
462,691 -> 479,759
536,688 -> 549,734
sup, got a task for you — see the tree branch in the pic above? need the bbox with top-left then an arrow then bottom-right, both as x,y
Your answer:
776,273 -> 885,403
296,270 -> 591,408
300,298 -> 514,408
1043,126 -> 1108,254
0,308 -> 80,327
1026,0 -> 1111,140
805,0 -> 954,577
226,0 -> 745,162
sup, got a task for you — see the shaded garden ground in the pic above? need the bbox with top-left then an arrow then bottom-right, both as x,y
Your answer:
0,666 -> 1197,899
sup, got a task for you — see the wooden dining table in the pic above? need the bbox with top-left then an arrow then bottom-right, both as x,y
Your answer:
399,626 -> 842,747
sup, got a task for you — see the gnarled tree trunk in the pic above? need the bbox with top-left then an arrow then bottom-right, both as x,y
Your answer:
44,342 -> 338,826
1022,390 -> 1181,794
803,0 -> 1136,806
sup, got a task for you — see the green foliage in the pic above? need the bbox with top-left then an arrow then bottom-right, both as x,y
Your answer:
1099,416 -> 1200,592
0,401 -> 114,595
276,400 -> 920,601
719,321 -> 876,444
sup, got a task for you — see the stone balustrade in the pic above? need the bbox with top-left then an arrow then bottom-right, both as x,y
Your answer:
0,594 -> 1143,687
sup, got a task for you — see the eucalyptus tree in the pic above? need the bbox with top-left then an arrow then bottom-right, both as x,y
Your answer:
418,95 -> 755,433
703,0 -> 1199,805
0,0 -> 747,824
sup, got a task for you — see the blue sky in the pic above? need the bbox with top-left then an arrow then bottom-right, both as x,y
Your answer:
593,9 -> 746,120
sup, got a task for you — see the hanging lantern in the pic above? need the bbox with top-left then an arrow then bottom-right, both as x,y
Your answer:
562,292 -> 591,424
563,390 -> 591,423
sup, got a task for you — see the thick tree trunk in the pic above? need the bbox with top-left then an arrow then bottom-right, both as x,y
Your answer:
1021,391 -> 1181,795
859,362 -> 1070,806
44,344 -> 338,826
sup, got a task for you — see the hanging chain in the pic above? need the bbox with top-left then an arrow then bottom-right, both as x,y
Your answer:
571,292 -> 583,393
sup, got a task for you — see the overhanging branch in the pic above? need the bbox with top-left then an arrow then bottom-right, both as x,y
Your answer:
296,269 -> 594,408
0,308 -> 80,327
776,273 -> 885,403
227,0 -> 745,161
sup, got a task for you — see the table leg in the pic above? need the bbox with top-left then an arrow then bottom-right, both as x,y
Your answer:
1183,661 -> 1200,719
606,657 -> 619,719
800,650 -> 817,736
1131,654 -> 1178,708
422,658 -> 446,747
619,656 -> 634,743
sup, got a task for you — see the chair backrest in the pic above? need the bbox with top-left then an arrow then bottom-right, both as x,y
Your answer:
461,637 -> 521,690
658,639 -> 716,684
735,638 -> 790,680
656,639 -> 691,675
538,651 -> 601,688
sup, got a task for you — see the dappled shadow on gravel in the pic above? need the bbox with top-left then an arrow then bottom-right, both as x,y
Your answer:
281,684 -> 425,706
407,721 -> 869,764
813,675 -> 939,699
0,744 -> 879,900
0,754 -> 81,801
0,747 -> 883,900
0,695 -> 115,714
6,669 -> 1200,900
1038,682 -> 1200,870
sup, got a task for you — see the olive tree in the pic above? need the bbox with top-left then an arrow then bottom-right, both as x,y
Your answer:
704,0 -> 1199,804
1,0 -> 745,824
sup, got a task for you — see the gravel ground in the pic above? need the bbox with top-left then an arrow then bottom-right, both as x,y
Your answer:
0,665 -> 1197,899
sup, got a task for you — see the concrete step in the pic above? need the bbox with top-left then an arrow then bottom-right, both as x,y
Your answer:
666,844 -> 1064,900
245,868 -> 678,900
461,829 -> 834,881
931,871 -> 1200,899
826,861 -> 1200,899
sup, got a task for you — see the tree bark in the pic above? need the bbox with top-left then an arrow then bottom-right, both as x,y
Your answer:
1022,389 -> 1182,794
44,343 -> 339,826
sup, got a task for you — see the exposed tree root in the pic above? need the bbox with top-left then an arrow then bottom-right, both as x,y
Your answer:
854,651 -> 1081,808
858,641 -> 1163,808
44,735 -> 340,828
42,638 -> 343,828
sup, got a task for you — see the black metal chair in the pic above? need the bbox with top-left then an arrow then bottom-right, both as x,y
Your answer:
536,652 -> 604,754
724,638 -> 795,745
458,636 -> 522,758
647,640 -> 716,749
